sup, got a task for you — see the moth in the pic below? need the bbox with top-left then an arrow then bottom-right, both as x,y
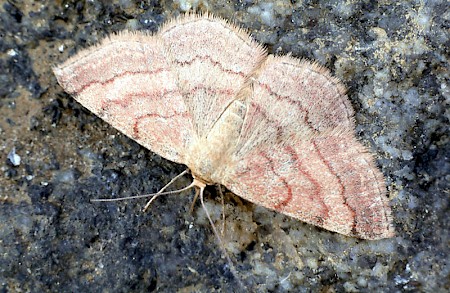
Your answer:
54,14 -> 394,240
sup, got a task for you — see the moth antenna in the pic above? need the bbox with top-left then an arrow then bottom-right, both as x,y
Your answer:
142,169 -> 192,212
90,170 -> 194,212
90,187 -> 192,203
199,186 -> 248,291
141,182 -> 196,212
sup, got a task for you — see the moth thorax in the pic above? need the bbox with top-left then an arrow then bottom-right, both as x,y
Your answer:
186,100 -> 246,183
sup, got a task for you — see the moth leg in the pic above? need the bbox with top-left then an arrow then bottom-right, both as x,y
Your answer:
189,188 -> 200,214
217,186 -> 226,236
198,184 -> 247,290
143,169 -> 190,212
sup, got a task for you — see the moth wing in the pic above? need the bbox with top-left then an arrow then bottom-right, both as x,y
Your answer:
159,14 -> 266,136
223,56 -> 394,239
53,32 -> 195,164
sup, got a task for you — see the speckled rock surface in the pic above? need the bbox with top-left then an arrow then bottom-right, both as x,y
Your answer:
0,0 -> 448,292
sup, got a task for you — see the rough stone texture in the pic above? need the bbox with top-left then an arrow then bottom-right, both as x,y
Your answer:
0,0 -> 448,292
